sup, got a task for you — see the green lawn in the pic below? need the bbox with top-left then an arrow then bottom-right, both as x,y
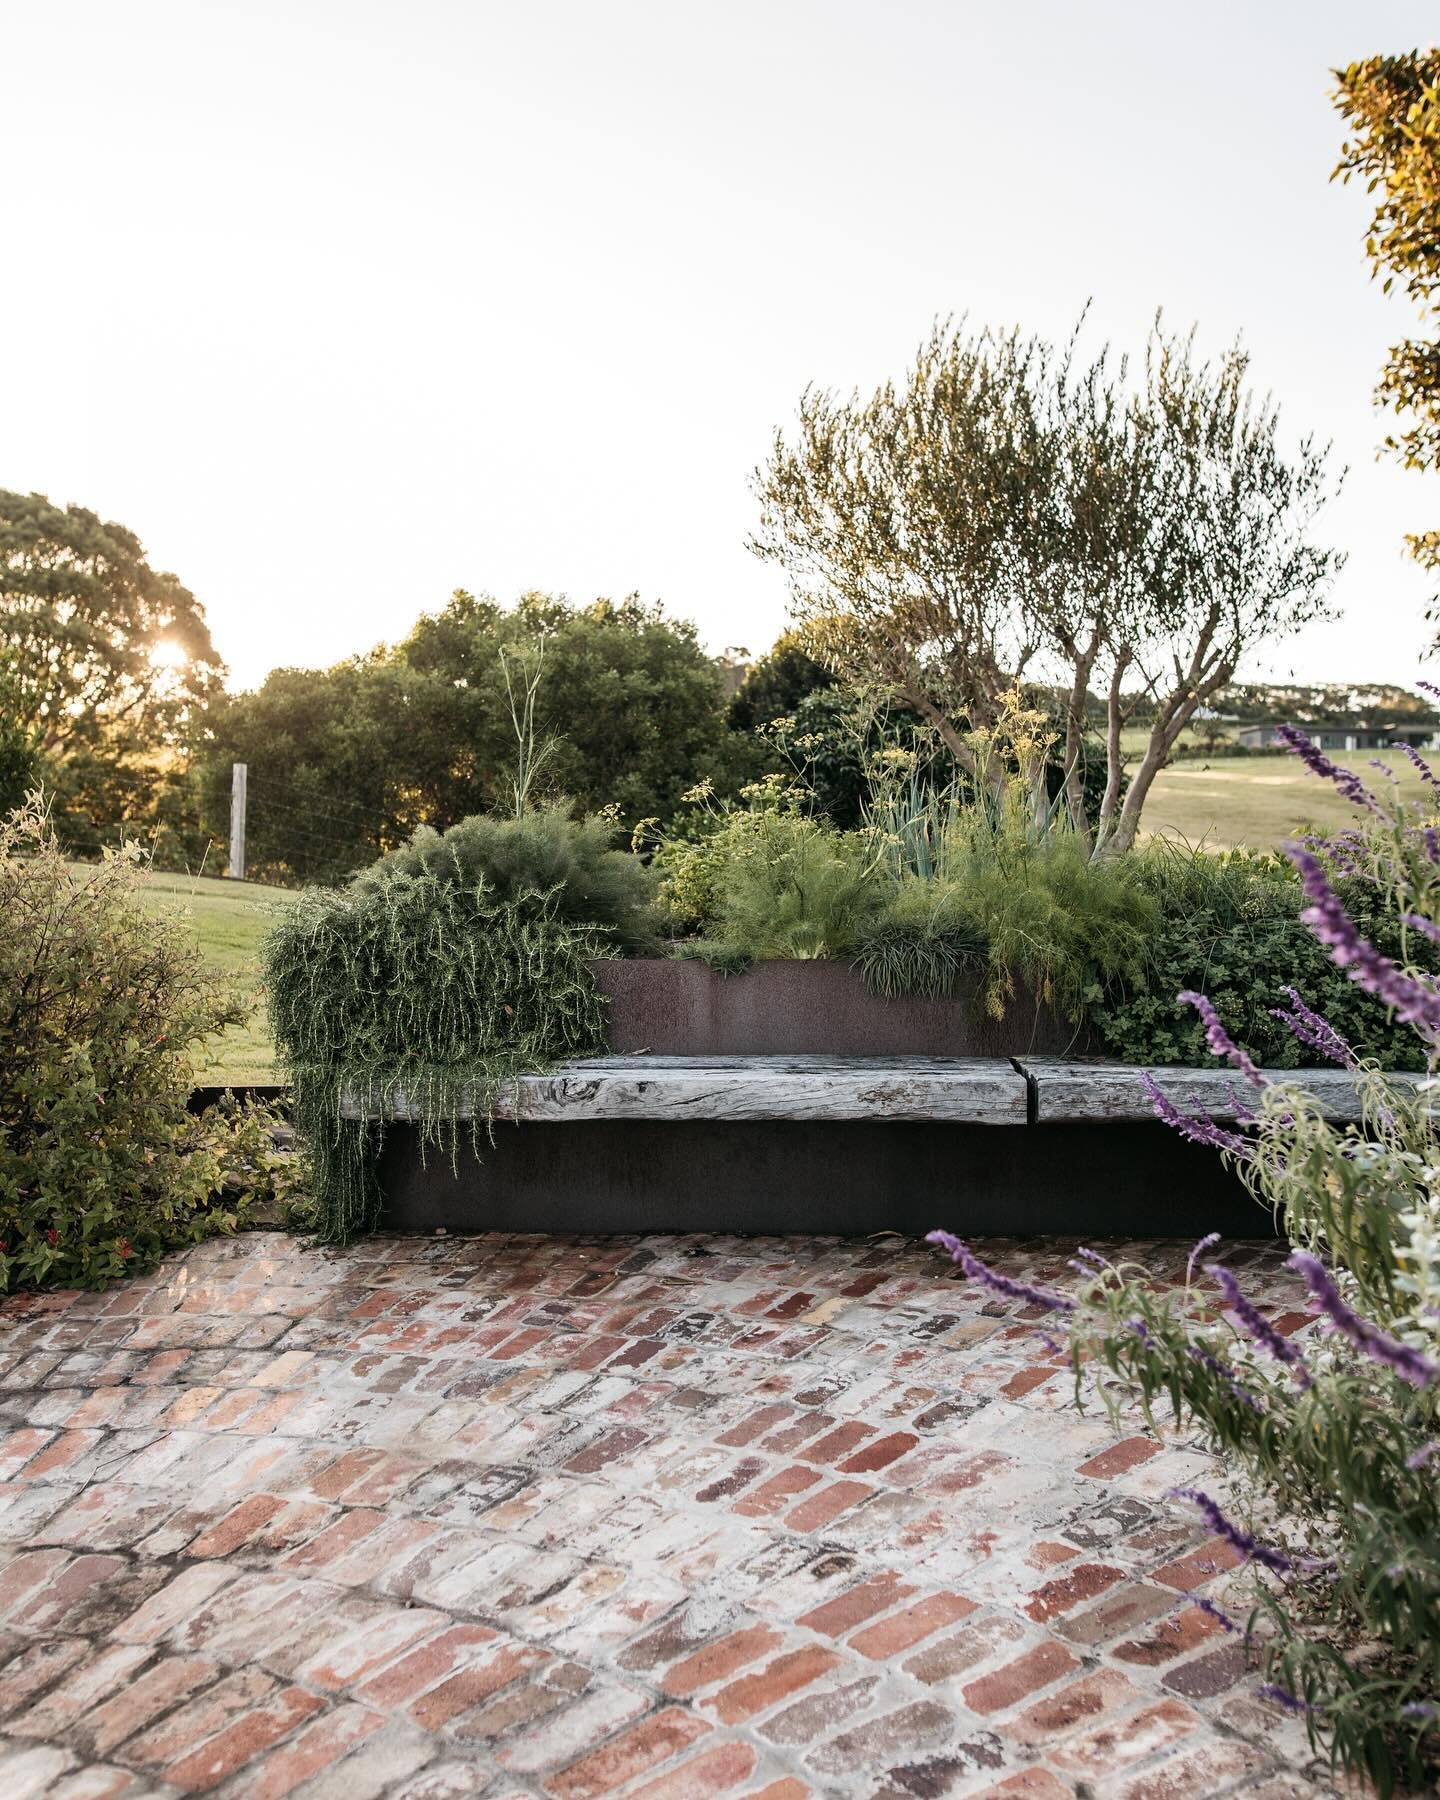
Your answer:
131,868 -> 296,1084
1142,749 -> 1431,850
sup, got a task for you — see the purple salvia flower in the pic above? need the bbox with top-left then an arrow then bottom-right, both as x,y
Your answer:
1288,846 -> 1440,1035
1425,826 -> 1440,867
1287,1251 -> 1440,1388
1206,1264 -> 1312,1388
1191,1593 -> 1239,1633
1406,1440 -> 1440,1470
1417,679 -> 1440,701
1268,985 -> 1354,1067
1032,1329 -> 1067,1356
1074,1246 -> 1109,1269
1186,1341 -> 1268,1414
1274,724 -> 1385,815
1170,1488 -> 1295,1574
1257,1683 -> 1316,1714
1402,1701 -> 1439,1721
1396,740 -> 1440,787
1403,912 -> 1440,947
1177,991 -> 1265,1089
1139,1074 -> 1249,1155
1129,1315 -> 1157,1350
926,1231 -> 1075,1314
1187,1232 -> 1222,1284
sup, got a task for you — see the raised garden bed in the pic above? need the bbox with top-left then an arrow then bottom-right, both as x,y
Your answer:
588,957 -> 1087,1057
353,939 -> 1397,1234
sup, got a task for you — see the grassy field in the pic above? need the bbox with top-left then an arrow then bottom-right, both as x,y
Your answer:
1140,749 -> 1431,850
129,869 -> 296,1084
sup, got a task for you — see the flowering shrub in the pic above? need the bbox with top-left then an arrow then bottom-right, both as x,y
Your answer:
0,799 -> 284,1289
932,729 -> 1440,1795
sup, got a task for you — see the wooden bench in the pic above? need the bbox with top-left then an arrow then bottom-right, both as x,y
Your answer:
347,1054 -> 1414,1239
345,1054 -> 1407,1127
342,1055 -> 1029,1124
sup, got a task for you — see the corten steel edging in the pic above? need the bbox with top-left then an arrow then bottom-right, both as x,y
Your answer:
588,958 -> 1091,1058
373,1115 -> 1269,1239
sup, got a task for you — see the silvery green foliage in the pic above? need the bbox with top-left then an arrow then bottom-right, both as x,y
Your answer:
263,869 -> 607,1243
937,733 -> 1440,1794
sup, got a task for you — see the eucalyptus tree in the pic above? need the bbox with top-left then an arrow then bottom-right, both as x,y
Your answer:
751,315 -> 1341,853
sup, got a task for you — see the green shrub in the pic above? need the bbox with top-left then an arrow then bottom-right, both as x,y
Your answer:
921,836 -> 1155,1020
0,799 -> 272,1289
1091,847 -> 1430,1068
356,803 -> 660,952
852,881 -> 988,999
707,811 -> 887,960
935,739 -> 1440,1793
263,868 -> 607,1242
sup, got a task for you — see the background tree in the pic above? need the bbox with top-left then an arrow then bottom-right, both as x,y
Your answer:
752,316 -> 1340,853
0,491 -> 222,754
0,663 -> 42,820
1334,51 -> 1440,632
726,629 -> 836,731
198,591 -> 737,882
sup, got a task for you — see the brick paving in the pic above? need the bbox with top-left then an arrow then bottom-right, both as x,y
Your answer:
0,1230 -> 1343,1798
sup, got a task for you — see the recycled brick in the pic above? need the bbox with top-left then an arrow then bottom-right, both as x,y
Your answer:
547,1706 -> 711,1798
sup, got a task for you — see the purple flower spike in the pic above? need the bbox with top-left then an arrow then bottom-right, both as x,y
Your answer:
1287,1251 -> 1440,1388
1139,1074 -> 1248,1155
1170,1488 -> 1294,1573
1206,1264 -> 1312,1388
1406,1441 -> 1440,1471
1426,827 -> 1440,867
1186,1342 -> 1267,1413
1129,1315 -> 1157,1351
1178,991 -> 1265,1089
1269,985 -> 1354,1068
1257,1683 -> 1316,1714
1288,847 -> 1440,1036
1187,1232 -> 1222,1284
1274,724 -> 1385,815
927,1231 -> 1075,1314
1396,740 -> 1440,787
1191,1593 -> 1239,1633
1403,912 -> 1440,947
1402,1701 -> 1439,1721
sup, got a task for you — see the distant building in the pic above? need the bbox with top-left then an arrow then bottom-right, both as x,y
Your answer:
1238,721 -> 1440,751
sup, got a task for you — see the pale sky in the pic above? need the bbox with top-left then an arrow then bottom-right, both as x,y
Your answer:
4,1 -> 1437,692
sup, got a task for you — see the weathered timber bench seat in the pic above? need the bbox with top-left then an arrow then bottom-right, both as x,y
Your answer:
342,1055 -> 1030,1124
355,1055 -> 1409,1239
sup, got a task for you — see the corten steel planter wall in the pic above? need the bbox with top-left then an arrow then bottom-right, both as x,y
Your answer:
587,958 -> 1089,1058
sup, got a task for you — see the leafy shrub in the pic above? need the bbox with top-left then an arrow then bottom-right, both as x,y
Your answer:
932,733 -> 1440,1793
852,881 -> 988,999
707,811 -> 887,960
264,868 -> 607,1242
907,835 -> 1153,1020
356,803 -> 660,952
0,799 -> 272,1289
1091,847 -> 1430,1068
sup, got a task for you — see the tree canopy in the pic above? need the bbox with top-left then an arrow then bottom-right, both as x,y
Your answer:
198,591 -> 739,882
752,315 -> 1341,852
0,490 -> 222,755
1334,51 -> 1440,626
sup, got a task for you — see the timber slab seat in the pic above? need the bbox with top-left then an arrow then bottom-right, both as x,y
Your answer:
348,1055 -> 1409,1240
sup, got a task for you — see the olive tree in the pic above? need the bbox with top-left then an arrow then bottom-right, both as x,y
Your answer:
751,315 -> 1342,853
